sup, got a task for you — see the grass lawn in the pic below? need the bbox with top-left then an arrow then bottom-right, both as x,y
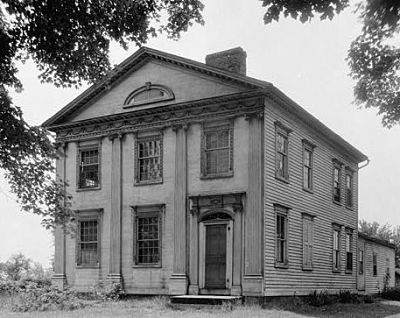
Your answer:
1,295 -> 400,318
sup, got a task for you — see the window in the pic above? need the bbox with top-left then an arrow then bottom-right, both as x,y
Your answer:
275,123 -> 290,181
275,205 -> 289,267
302,214 -> 314,270
132,205 -> 163,267
78,147 -> 100,189
332,160 -> 342,203
333,226 -> 341,271
345,169 -> 353,208
345,231 -> 353,272
135,135 -> 163,185
358,249 -> 364,275
373,252 -> 378,276
201,122 -> 233,178
76,210 -> 102,267
124,82 -> 174,107
302,140 -> 315,191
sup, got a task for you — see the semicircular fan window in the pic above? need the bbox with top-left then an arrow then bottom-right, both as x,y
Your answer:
123,82 -> 174,108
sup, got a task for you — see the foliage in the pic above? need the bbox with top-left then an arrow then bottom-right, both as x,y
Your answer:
359,219 -> 400,267
338,290 -> 361,304
380,287 -> 400,301
307,290 -> 335,306
85,283 -> 124,302
0,0 -> 204,228
261,0 -> 400,127
384,272 -> 391,292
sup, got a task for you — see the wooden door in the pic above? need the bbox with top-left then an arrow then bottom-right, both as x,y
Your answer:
205,224 -> 226,289
357,243 -> 365,291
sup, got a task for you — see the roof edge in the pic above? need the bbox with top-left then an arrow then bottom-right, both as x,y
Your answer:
358,232 -> 396,249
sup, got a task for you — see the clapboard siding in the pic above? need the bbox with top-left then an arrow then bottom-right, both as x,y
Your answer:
359,236 -> 395,294
263,97 -> 359,295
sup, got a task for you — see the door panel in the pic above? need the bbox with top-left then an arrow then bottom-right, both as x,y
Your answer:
205,224 -> 226,289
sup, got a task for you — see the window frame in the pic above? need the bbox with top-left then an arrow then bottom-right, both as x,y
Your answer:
345,229 -> 353,273
123,82 -> 174,108
132,204 -> 164,268
134,133 -> 163,186
76,142 -> 101,191
201,121 -> 234,179
358,248 -> 364,275
275,122 -> 291,182
274,204 -> 289,268
332,160 -> 342,204
75,209 -> 103,268
302,213 -> 314,271
332,225 -> 341,272
345,168 -> 354,209
373,252 -> 378,276
302,140 -> 315,192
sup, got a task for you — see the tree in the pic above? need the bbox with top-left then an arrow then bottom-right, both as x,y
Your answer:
261,0 -> 400,128
0,0 -> 204,228
359,219 -> 400,267
0,253 -> 31,281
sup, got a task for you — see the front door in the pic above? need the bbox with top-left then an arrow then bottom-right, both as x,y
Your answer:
357,243 -> 365,291
205,224 -> 226,289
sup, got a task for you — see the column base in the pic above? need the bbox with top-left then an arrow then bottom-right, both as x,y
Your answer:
242,275 -> 263,296
188,284 -> 199,295
107,273 -> 123,289
169,274 -> 188,295
52,274 -> 67,290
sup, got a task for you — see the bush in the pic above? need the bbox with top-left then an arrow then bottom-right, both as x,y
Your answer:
307,290 -> 335,307
380,287 -> 400,301
338,290 -> 360,304
11,281 -> 85,312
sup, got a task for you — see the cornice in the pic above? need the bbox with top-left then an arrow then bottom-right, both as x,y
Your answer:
54,94 -> 265,142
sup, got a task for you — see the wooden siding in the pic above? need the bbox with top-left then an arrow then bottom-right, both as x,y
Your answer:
263,97 -> 359,296
359,236 -> 395,294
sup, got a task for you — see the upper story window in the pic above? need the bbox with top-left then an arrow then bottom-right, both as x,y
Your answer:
77,142 -> 101,190
201,121 -> 233,178
345,168 -> 354,208
135,134 -> 163,185
302,140 -> 315,192
275,121 -> 291,182
332,160 -> 342,203
123,82 -> 174,108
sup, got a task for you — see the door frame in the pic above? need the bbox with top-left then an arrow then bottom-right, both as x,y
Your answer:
199,219 -> 233,290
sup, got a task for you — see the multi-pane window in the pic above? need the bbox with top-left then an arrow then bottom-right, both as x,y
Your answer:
276,128 -> 289,180
77,218 -> 99,266
275,205 -> 288,266
124,83 -> 174,107
333,227 -> 340,271
302,141 -> 315,191
302,215 -> 314,270
136,215 -> 160,264
135,135 -> 162,184
345,231 -> 353,272
373,253 -> 378,276
333,162 -> 341,203
202,123 -> 233,177
358,249 -> 364,275
345,169 -> 353,208
79,148 -> 100,188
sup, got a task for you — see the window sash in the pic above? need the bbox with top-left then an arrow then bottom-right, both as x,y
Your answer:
276,133 -> 288,179
77,219 -> 99,266
333,229 -> 340,270
276,213 -> 287,264
373,253 -> 378,276
345,173 -> 353,207
79,149 -> 100,188
136,215 -> 161,265
358,249 -> 364,275
333,166 -> 341,202
302,217 -> 313,269
136,137 -> 162,183
346,232 -> 353,271
203,126 -> 232,176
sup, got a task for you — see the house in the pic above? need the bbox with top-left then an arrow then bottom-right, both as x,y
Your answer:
43,47 -> 372,297
357,232 -> 395,294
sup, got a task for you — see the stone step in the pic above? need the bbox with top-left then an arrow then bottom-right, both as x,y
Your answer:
170,295 -> 242,305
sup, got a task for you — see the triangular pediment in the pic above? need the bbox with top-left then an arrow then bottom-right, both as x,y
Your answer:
43,47 -> 270,127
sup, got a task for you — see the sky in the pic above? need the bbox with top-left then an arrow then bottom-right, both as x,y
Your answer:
1,0 -> 400,267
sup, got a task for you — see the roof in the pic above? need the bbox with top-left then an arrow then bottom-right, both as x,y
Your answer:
358,232 -> 396,249
42,46 -> 368,163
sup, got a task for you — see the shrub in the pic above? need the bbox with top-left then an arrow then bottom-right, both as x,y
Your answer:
307,290 -> 335,307
338,290 -> 360,304
380,287 -> 400,301
363,294 -> 374,303
11,282 -> 85,312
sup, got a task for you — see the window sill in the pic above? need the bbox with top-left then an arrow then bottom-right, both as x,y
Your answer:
333,200 -> 342,206
134,179 -> 163,186
76,265 -> 100,269
275,176 -> 289,184
76,186 -> 101,192
302,266 -> 313,271
303,188 -> 313,194
332,269 -> 341,274
132,264 -> 162,269
345,270 -> 353,274
200,171 -> 233,180
275,262 -> 289,269
345,205 -> 354,211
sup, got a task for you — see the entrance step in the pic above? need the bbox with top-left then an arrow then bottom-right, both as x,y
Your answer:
170,295 -> 242,305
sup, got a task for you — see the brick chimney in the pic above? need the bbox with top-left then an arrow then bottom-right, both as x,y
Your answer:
205,47 -> 247,75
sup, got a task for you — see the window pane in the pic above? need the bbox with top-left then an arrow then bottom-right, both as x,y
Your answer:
206,150 -> 218,174
137,215 -> 160,265
218,149 -> 230,173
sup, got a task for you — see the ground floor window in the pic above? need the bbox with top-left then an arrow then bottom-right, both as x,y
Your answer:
345,231 -> 353,272
332,225 -> 341,272
275,205 -> 289,267
373,252 -> 378,276
76,210 -> 102,266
